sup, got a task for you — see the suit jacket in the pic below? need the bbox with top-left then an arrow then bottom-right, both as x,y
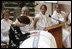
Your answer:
9,24 -> 30,48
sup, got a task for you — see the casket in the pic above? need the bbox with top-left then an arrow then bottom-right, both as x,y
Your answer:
19,30 -> 57,48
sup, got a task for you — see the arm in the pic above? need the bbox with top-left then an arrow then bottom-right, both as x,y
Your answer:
13,21 -> 25,27
51,14 -> 59,24
34,18 -> 39,29
28,17 -> 34,30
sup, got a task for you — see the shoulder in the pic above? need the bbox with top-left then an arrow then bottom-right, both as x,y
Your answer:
35,13 -> 41,18
53,11 -> 57,14
52,11 -> 57,17
8,19 -> 13,24
61,11 -> 66,14
1,19 -> 5,24
36,14 -> 40,16
1,19 -> 4,22
9,24 -> 20,32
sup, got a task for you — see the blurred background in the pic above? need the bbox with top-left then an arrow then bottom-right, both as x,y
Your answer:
1,1 -> 71,22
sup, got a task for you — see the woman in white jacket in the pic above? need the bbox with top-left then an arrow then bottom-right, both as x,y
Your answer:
1,9 -> 13,47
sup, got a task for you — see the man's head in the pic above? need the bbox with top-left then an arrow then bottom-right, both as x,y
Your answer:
21,6 -> 29,16
40,5 -> 47,15
55,4 -> 61,13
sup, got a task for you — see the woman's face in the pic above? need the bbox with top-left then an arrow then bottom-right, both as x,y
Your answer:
40,6 -> 47,15
21,9 -> 29,17
4,13 -> 10,20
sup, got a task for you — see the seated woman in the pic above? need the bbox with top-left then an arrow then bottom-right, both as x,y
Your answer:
9,16 -> 31,48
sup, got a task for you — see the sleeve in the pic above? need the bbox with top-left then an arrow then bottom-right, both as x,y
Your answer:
59,18 -> 64,22
51,11 -> 59,24
69,13 -> 71,23
9,25 -> 20,44
19,33 -> 30,41
9,25 -> 15,40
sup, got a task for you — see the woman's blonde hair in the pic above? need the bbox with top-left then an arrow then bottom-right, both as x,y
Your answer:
22,6 -> 29,11
1,9 -> 10,19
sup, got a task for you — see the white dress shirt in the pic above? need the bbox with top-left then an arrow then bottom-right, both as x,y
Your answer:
35,12 -> 49,30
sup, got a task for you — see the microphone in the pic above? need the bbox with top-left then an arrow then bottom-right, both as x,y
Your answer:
49,15 -> 62,24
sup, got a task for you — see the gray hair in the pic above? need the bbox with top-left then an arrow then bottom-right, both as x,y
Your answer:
21,6 -> 29,11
